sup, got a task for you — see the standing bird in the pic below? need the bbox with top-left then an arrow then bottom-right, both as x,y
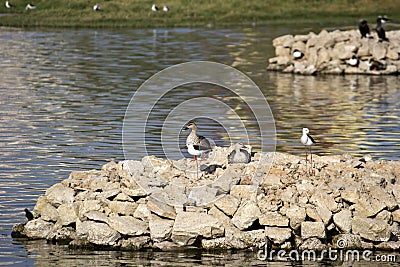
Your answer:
359,19 -> 371,38
24,208 -> 34,221
300,128 -> 316,172
151,4 -> 159,11
228,143 -> 251,164
163,5 -> 169,12
187,142 -> 209,179
25,3 -> 36,10
184,122 -> 212,161
93,3 -> 101,11
376,16 -> 389,42
5,1 -> 12,8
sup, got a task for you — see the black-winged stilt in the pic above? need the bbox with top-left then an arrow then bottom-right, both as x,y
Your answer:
163,5 -> 169,12
228,143 -> 251,164
5,1 -> 12,8
376,16 -> 389,42
301,128 -> 316,172
93,3 -> 101,11
25,3 -> 36,10
152,4 -> 159,11
187,142 -> 210,179
359,19 -> 371,38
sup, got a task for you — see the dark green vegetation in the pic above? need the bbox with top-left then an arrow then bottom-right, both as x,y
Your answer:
0,0 -> 399,28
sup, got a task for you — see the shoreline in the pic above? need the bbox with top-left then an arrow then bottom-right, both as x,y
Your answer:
0,0 -> 400,29
11,147 -> 400,252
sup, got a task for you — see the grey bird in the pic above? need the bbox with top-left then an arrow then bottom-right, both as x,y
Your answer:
228,143 -> 251,164
184,122 -> 212,160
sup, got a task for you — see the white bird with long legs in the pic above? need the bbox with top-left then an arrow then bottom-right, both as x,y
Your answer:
300,127 -> 316,174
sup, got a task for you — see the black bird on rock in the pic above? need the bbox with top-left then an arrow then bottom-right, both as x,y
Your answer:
376,16 -> 389,42
359,19 -> 371,38
24,208 -> 34,221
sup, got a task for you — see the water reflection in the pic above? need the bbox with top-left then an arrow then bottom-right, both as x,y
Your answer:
1,24 -> 400,266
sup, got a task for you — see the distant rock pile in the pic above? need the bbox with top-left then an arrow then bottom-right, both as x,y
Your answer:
267,29 -> 400,75
12,148 -> 400,252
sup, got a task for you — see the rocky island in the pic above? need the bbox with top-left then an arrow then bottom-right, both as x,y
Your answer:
267,29 -> 400,75
12,146 -> 400,252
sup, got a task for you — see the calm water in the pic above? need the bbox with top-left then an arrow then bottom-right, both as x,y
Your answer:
1,23 -> 400,266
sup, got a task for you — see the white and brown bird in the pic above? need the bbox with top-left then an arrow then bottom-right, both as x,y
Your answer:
300,128 -> 316,168
184,122 -> 212,161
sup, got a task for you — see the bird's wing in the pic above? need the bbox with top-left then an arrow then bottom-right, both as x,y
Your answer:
198,135 -> 211,150
240,149 -> 251,163
307,133 -> 316,144
227,150 -> 236,163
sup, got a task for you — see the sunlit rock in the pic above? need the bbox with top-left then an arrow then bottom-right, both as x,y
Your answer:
171,212 -> 224,246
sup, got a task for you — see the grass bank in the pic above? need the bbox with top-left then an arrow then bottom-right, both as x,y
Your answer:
1,0 -> 400,28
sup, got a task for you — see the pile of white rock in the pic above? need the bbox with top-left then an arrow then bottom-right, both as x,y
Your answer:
12,147 -> 400,251
267,29 -> 400,75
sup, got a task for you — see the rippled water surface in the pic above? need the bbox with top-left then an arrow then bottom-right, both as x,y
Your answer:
1,24 -> 400,266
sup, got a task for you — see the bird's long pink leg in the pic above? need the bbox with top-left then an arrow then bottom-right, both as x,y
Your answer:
310,146 -> 313,175
195,158 -> 199,179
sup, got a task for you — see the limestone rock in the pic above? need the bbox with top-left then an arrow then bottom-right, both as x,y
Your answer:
133,203 -> 151,221
352,216 -> 391,242
76,220 -> 120,245
301,222 -> 325,239
107,216 -> 149,236
392,209 -> 400,223
108,201 -> 137,216
149,216 -> 174,242
213,195 -> 240,216
286,205 -> 306,231
24,219 -> 54,239
333,209 -> 352,233
57,203 -> 77,226
171,212 -> 224,245
231,201 -> 261,230
259,212 -> 289,227
33,196 -> 58,222
265,227 -> 292,244
45,183 -> 75,207
147,197 -> 176,220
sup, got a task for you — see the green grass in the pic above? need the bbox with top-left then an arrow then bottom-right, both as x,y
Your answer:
0,0 -> 400,28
